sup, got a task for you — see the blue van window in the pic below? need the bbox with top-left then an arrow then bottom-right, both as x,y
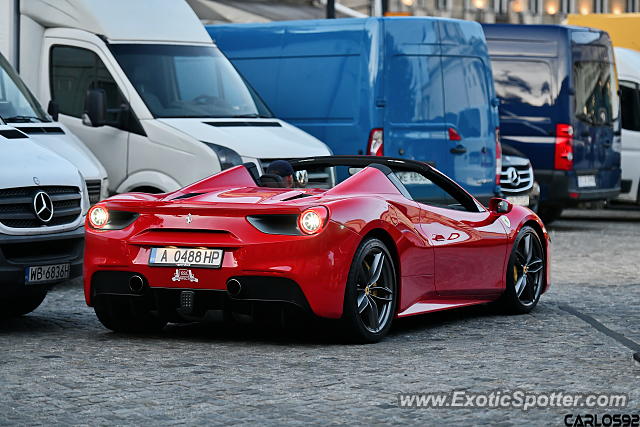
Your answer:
491,59 -> 555,120
573,60 -> 617,125
442,57 -> 490,138
388,55 -> 443,123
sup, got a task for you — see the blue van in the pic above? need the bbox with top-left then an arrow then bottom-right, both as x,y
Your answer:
482,24 -> 621,222
208,18 -> 502,202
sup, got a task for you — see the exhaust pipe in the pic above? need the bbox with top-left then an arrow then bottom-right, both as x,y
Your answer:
129,275 -> 145,293
226,278 -> 242,297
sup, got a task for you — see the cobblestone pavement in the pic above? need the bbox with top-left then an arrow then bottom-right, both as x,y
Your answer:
1,208 -> 639,425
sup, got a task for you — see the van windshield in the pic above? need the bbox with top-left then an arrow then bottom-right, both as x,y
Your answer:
0,53 -> 49,123
573,60 -> 619,125
110,44 -> 272,119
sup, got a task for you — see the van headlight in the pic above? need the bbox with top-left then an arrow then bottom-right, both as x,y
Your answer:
78,170 -> 90,216
203,142 -> 243,170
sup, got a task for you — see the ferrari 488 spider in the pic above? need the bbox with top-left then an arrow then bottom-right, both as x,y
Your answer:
84,156 -> 549,342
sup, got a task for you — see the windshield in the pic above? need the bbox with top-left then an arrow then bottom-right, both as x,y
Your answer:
110,44 -> 272,119
0,53 -> 48,123
573,60 -> 619,126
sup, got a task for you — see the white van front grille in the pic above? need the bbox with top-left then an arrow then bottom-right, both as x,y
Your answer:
259,159 -> 334,189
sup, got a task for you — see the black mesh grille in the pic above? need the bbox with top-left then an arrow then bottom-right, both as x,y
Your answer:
85,180 -> 102,204
0,186 -> 81,229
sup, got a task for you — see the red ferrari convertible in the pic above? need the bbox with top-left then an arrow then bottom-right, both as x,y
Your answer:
84,156 -> 549,342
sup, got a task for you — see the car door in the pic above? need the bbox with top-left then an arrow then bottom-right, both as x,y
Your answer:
44,38 -> 131,193
397,170 -> 509,296
619,80 -> 640,201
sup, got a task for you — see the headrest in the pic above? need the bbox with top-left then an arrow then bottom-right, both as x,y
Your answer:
259,174 -> 285,188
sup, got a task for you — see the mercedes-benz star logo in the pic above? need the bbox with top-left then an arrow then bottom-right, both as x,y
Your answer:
186,213 -> 193,224
33,191 -> 54,223
506,167 -> 520,186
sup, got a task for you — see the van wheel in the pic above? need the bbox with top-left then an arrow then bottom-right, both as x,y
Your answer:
342,238 -> 397,343
0,291 -> 47,319
94,296 -> 167,333
497,226 -> 545,314
538,205 -> 563,224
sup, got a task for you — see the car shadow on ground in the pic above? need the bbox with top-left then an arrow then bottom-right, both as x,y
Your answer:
100,302 -> 535,346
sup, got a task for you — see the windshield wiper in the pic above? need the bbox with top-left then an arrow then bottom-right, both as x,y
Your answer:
3,115 -> 46,123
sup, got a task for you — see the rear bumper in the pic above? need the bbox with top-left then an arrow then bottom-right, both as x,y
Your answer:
0,226 -> 84,296
535,169 -> 620,206
84,221 -> 361,319
91,271 -> 312,318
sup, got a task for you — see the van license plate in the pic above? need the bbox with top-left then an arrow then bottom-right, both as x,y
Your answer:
149,247 -> 223,268
25,263 -> 70,284
577,175 -> 596,188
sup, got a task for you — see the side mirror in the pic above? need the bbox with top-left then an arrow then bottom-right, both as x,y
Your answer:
47,100 -> 59,121
489,197 -> 513,214
82,89 -> 107,127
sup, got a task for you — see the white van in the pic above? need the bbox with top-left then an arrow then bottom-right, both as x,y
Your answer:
0,42 -> 108,203
0,121 -> 87,318
615,47 -> 640,204
9,0 -> 332,194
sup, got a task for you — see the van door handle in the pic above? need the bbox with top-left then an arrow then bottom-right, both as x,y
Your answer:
580,130 -> 590,138
602,141 -> 612,148
450,144 -> 467,154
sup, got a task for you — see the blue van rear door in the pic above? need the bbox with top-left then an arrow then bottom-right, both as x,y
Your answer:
383,19 -> 448,172
571,33 -> 621,187
439,21 -> 497,198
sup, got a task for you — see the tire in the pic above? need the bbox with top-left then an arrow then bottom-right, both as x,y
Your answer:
537,204 -> 563,224
0,291 -> 47,319
94,295 -> 167,333
342,238 -> 397,343
497,226 -> 545,314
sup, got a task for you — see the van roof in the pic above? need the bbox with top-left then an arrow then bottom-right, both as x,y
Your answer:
209,16 -> 481,32
482,23 -> 609,38
21,0 -> 212,44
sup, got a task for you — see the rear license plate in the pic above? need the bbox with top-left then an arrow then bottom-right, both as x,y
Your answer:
507,195 -> 530,207
577,175 -> 596,188
149,247 -> 223,268
25,263 -> 70,284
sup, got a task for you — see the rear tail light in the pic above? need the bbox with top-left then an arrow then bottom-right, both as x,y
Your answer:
298,206 -> 328,235
367,128 -> 384,156
495,127 -> 502,185
448,127 -> 462,141
554,124 -> 574,171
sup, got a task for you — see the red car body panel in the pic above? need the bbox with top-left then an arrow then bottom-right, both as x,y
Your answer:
84,162 -> 550,320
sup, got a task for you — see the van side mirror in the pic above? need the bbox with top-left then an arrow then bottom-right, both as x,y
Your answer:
47,100 -> 59,121
83,89 -> 107,127
489,197 -> 513,214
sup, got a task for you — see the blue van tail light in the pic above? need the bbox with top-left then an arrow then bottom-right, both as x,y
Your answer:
495,127 -> 502,185
367,128 -> 384,156
554,124 -> 574,171
448,127 -> 462,141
